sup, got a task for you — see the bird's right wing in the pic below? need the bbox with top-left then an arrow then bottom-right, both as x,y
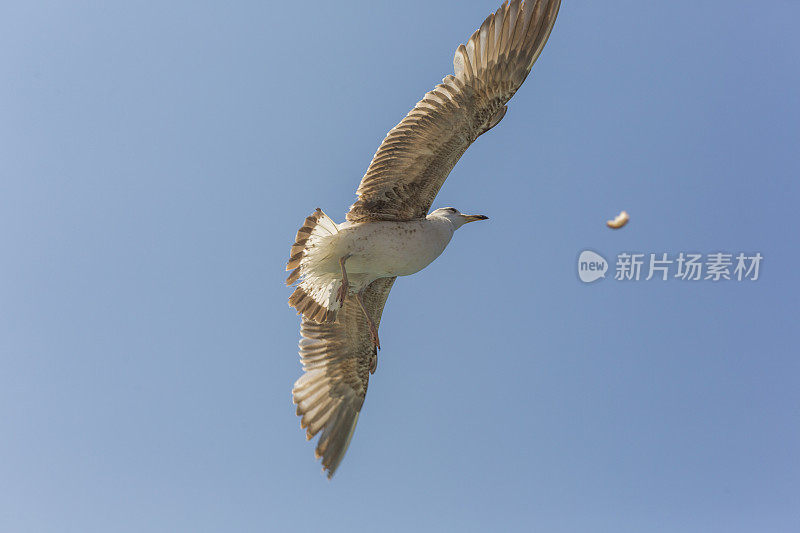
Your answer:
346,0 -> 561,223
292,277 -> 396,478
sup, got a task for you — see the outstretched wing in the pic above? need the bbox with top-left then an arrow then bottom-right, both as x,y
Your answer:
292,277 -> 396,478
346,0 -> 561,222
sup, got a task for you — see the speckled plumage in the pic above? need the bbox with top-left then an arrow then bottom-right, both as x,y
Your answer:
286,0 -> 561,478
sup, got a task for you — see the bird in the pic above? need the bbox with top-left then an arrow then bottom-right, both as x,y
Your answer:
285,0 -> 561,478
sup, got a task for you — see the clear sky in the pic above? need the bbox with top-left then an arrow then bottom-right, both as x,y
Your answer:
1,1 -> 798,532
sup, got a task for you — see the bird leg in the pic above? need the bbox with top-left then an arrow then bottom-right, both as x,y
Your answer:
356,288 -> 380,351
336,254 -> 351,306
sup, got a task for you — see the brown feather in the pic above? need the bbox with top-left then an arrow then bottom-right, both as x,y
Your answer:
286,267 -> 301,285
288,286 -> 337,324
292,277 -> 396,478
346,0 -> 560,223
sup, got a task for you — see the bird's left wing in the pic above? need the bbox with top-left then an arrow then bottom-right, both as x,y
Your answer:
346,0 -> 561,222
292,277 -> 396,478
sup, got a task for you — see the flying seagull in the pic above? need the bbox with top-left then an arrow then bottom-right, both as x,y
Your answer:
286,0 -> 561,477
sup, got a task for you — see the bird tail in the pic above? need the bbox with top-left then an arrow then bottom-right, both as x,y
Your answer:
286,208 -> 343,323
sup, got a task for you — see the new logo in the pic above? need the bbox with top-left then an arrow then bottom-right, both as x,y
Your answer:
578,250 -> 608,283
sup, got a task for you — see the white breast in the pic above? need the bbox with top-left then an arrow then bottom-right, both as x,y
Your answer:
336,218 -> 455,277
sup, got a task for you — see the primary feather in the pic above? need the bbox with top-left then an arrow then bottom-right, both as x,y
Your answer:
347,0 -> 561,223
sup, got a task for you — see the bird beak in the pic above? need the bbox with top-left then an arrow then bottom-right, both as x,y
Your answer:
462,214 -> 489,223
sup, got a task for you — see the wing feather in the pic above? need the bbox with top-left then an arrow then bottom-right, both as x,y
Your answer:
292,277 -> 396,478
346,0 -> 560,222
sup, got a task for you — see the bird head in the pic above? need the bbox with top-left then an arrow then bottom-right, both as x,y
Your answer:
429,207 -> 489,229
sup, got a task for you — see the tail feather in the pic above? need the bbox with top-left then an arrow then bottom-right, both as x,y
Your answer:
286,209 -> 336,273
288,285 -> 337,323
285,208 -> 342,323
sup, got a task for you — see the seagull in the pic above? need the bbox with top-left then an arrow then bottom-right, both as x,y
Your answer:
286,0 -> 561,478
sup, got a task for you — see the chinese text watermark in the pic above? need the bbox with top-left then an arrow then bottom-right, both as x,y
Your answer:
578,251 -> 763,283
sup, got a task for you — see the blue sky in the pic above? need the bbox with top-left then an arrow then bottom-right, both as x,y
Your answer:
1,1 -> 798,531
